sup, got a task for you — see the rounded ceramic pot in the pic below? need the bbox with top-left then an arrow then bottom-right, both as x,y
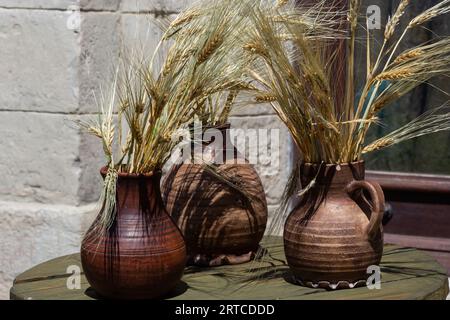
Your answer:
162,124 -> 268,266
81,169 -> 186,299
284,161 -> 385,289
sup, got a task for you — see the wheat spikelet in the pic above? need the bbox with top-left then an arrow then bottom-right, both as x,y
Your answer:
233,82 -> 258,91
409,0 -> 450,28
161,93 -> 169,106
384,0 -> 410,40
91,128 -> 103,138
364,106 -> 450,155
162,54 -> 176,76
197,34 -> 223,65
375,68 -> 413,81
372,93 -> 399,114
177,26 -> 203,39
217,90 -> 239,124
225,90 -> 238,108
163,9 -> 207,40
255,94 -> 277,103
362,138 -> 394,154
394,48 -> 424,64
276,0 -> 289,8
76,119 -> 103,139
332,118 -> 378,125
162,51 -> 194,76
348,0 -> 360,30
170,11 -> 200,28
410,12 -> 437,28
199,86 -> 227,99
121,134 -> 132,155
243,41 -> 269,57
102,129 -> 114,160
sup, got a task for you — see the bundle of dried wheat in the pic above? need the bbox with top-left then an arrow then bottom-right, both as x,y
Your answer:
240,0 -> 450,238
76,0 -> 256,233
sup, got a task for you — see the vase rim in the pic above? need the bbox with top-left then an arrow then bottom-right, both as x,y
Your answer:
301,160 -> 365,168
100,166 -> 162,178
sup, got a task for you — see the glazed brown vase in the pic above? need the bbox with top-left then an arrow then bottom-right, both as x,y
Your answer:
162,124 -> 268,266
284,161 -> 384,290
81,169 -> 186,299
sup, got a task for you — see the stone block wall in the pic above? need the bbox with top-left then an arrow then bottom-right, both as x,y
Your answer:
0,0 -> 291,299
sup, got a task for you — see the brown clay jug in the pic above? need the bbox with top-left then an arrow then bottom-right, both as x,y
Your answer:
81,169 -> 186,299
284,161 -> 384,289
162,124 -> 268,266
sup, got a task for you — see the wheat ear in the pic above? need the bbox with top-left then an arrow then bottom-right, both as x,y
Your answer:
385,0 -> 410,40
362,138 -> 395,154
374,69 -> 413,81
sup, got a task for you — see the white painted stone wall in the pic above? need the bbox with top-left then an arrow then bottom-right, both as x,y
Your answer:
0,0 -> 291,299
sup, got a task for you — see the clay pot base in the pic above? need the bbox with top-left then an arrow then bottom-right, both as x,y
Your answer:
188,251 -> 255,267
293,276 -> 368,290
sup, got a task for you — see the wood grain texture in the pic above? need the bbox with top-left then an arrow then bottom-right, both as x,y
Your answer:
367,170 -> 450,273
367,171 -> 450,195
80,170 -> 186,299
10,237 -> 449,300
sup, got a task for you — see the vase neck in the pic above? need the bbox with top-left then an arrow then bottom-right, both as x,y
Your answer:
115,172 -> 163,215
191,123 -> 243,163
301,162 -> 365,193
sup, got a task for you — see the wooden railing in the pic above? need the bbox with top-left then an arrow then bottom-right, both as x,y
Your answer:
367,171 -> 450,274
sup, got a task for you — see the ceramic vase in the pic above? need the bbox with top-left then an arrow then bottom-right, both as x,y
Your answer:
81,168 -> 186,299
162,124 -> 268,266
284,161 -> 384,289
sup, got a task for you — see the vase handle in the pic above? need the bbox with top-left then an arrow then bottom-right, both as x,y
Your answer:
346,180 -> 385,240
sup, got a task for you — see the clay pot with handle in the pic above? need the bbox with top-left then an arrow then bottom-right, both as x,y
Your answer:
81,168 -> 186,299
162,124 -> 268,266
284,161 -> 384,290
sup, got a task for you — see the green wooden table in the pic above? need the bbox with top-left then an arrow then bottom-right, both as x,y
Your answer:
10,237 -> 449,300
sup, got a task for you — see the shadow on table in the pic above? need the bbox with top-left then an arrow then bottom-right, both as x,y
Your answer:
84,280 -> 189,300
238,246 -> 449,289
381,246 -> 448,284
180,246 -> 294,296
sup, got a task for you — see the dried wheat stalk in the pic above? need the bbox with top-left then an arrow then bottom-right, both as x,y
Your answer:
77,0 -> 256,233
239,0 -> 450,166
385,0 -> 410,40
